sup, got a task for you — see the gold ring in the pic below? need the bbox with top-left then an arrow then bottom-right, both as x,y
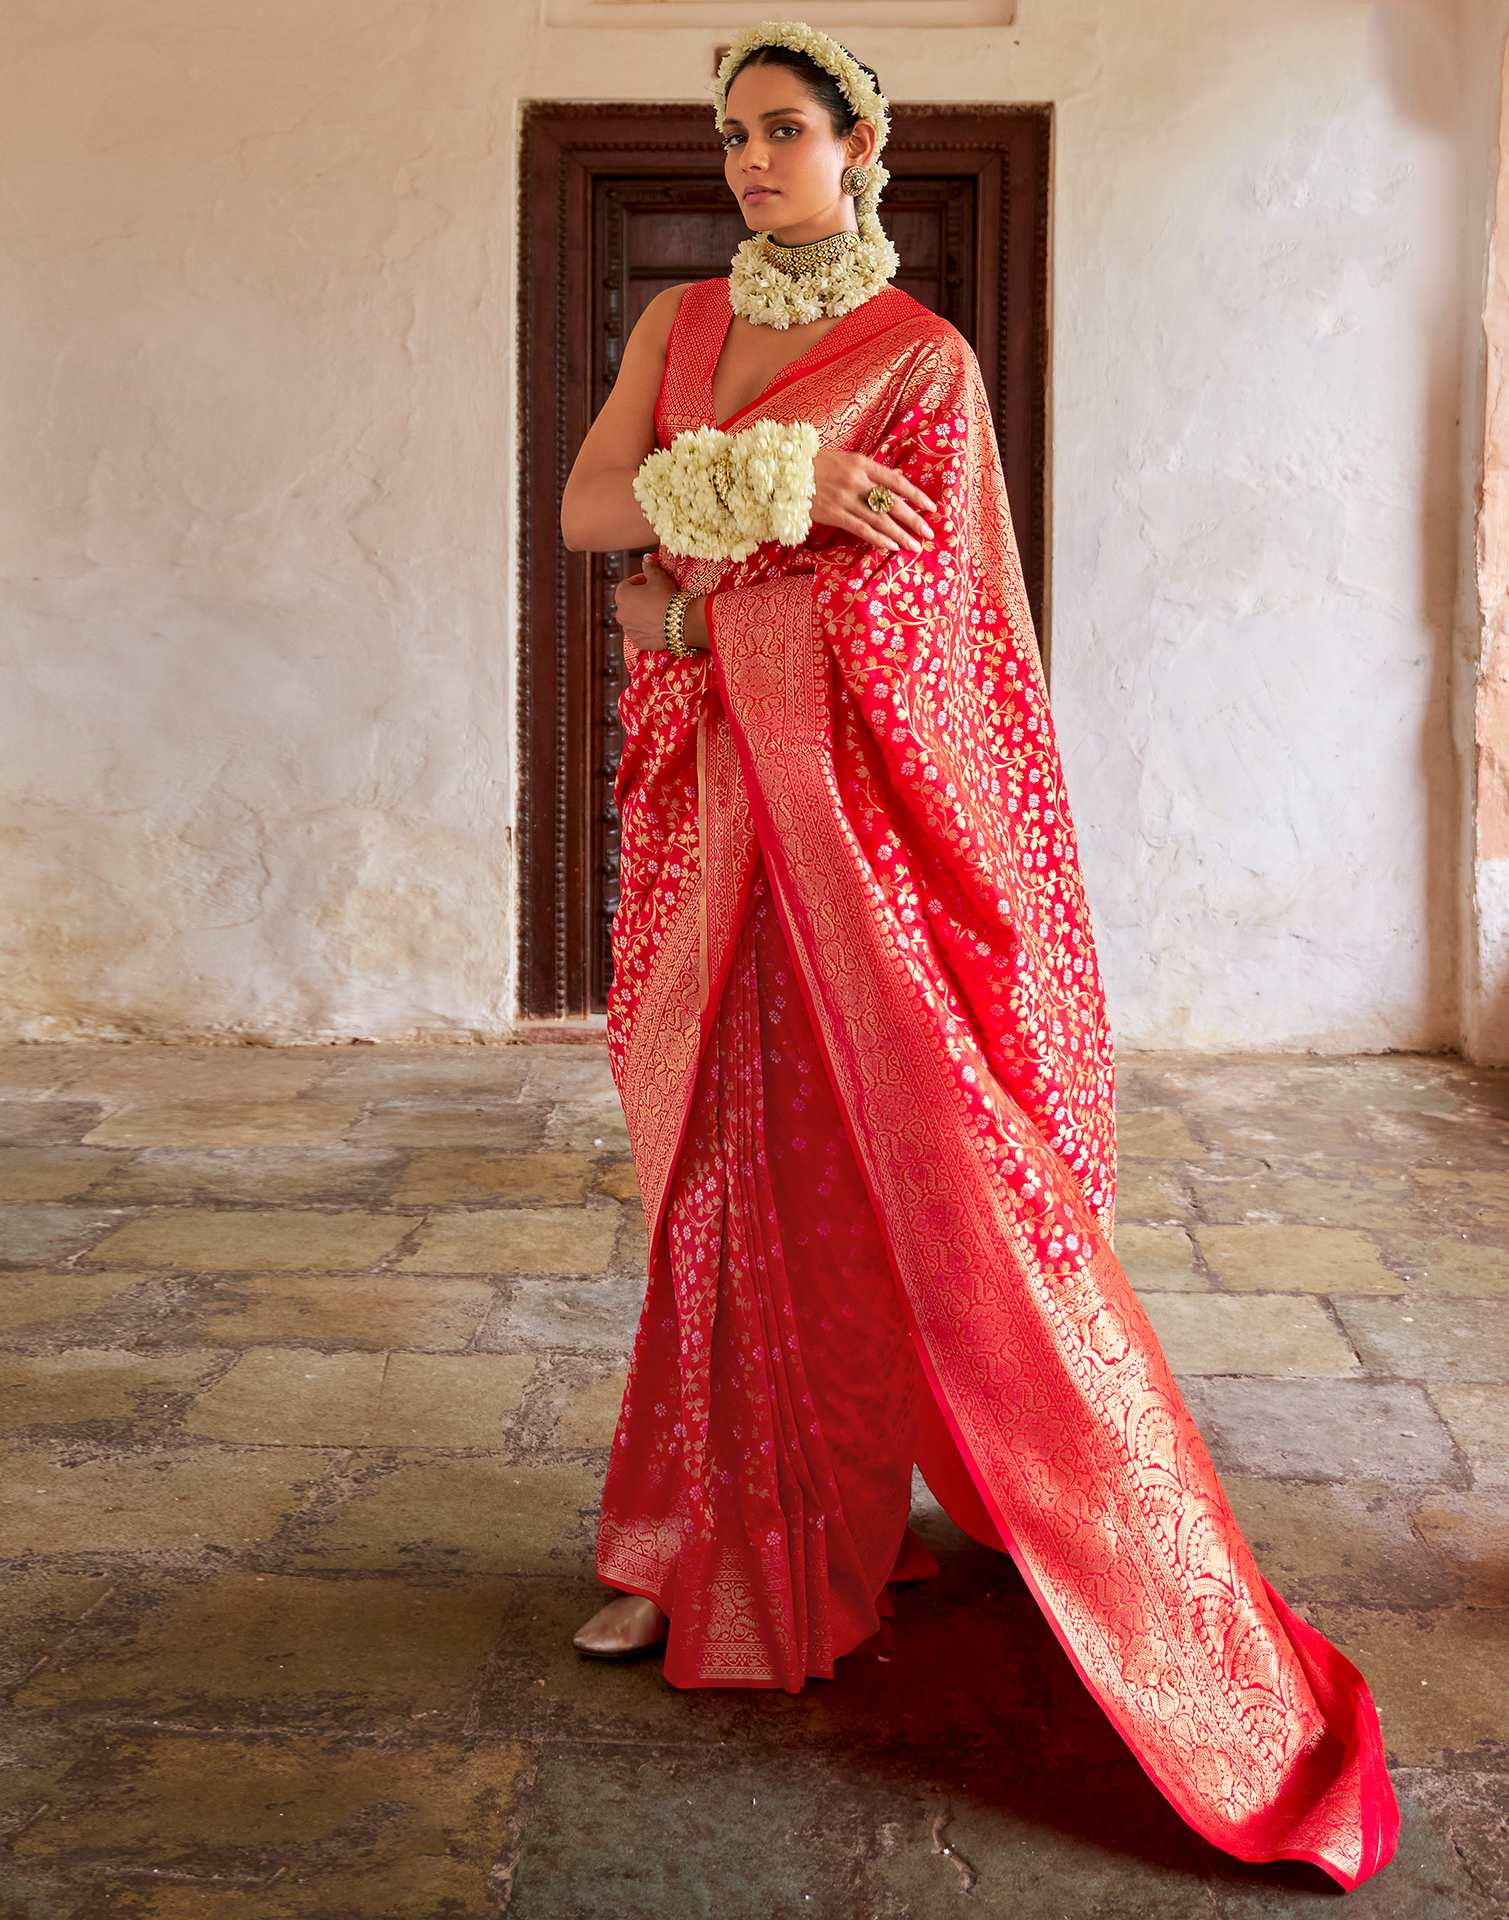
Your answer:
866,484 -> 894,514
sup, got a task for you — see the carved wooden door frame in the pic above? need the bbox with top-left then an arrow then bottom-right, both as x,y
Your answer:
516,101 -> 1050,1022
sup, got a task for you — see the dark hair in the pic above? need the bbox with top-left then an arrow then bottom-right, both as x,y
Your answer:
724,41 -> 881,143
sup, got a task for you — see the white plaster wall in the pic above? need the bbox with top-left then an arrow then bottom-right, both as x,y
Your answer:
0,0 -> 1485,1048
1459,0 -> 1509,1065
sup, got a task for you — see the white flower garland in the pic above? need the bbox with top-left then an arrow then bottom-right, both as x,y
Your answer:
713,19 -> 899,327
632,419 -> 820,560
727,227 -> 898,328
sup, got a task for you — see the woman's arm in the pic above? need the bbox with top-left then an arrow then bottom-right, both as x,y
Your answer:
561,285 -> 690,553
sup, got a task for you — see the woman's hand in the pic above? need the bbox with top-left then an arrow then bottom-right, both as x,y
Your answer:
810,448 -> 939,555
612,554 -> 700,665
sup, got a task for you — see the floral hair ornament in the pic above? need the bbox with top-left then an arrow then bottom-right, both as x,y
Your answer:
713,18 -> 900,327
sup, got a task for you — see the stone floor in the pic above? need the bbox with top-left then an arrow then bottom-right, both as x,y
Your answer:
0,1040 -> 1504,1918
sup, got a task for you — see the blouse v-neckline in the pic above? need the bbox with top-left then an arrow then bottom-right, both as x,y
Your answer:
705,278 -> 896,433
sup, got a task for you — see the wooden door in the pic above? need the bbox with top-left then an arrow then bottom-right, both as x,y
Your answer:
517,101 -> 1050,1021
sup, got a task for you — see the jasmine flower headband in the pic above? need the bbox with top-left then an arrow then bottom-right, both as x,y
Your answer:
713,17 -> 900,327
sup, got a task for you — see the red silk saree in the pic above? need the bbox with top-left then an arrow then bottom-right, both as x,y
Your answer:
598,276 -> 1399,1892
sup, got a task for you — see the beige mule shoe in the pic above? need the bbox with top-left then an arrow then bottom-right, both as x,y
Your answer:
572,1593 -> 670,1659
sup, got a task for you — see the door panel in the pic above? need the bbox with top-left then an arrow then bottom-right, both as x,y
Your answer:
518,102 -> 1049,1020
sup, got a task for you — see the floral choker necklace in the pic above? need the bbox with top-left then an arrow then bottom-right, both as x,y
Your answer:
728,224 -> 899,329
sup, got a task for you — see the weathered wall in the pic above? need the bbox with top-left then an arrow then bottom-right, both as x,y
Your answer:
1462,0 -> 1509,1063
0,0 -> 1492,1049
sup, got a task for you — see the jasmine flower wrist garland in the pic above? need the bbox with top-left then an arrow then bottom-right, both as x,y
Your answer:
632,419 -> 820,561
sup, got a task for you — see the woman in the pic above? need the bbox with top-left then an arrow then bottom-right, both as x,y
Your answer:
558,17 -> 1399,1893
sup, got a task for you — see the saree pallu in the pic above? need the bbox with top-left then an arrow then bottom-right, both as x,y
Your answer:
599,277 -> 1399,1891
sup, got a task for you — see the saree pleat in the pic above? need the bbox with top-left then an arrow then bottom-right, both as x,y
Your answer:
597,857 -> 927,1689
598,275 -> 1399,1889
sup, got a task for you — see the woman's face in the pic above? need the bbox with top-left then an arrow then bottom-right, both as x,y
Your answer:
719,62 -> 876,244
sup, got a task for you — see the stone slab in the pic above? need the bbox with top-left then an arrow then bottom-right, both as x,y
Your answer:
0,1348 -> 218,1434
182,1346 -> 536,1447
1303,1605 -> 1509,1768
1429,1384 -> 1509,1491
0,1102 -> 107,1147
0,1268 -> 157,1339
85,1146 -> 407,1207
0,1570 -> 114,1689
396,1204 -> 618,1276
0,1442 -> 335,1554
1117,1224 -> 1208,1291
30,1047 -> 336,1104
1142,1291 -> 1360,1376
316,1048 -> 533,1099
1372,1234 -> 1509,1296
544,1099 -> 633,1153
1178,1379 -> 1459,1485
1334,1297 -> 1509,1383
553,1368 -> 630,1447
1219,1474 -> 1457,1609
287,1455 -> 602,1574
1117,1107 -> 1205,1157
0,1205 -> 129,1266
1112,1162 -> 1193,1225
1187,1165 -> 1424,1234
8,1728 -> 529,1919
1409,1492 -> 1509,1605
164,1272 -> 496,1350
12,1571 -> 508,1724
480,1272 -> 647,1354
83,1207 -> 413,1272
0,1146 -> 132,1203
349,1101 -> 546,1148
1195,1223 -> 1403,1294
390,1149 -> 595,1206
82,1101 -> 361,1147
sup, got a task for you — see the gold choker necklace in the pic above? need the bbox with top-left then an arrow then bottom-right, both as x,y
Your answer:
759,230 -> 861,275
729,219 -> 898,329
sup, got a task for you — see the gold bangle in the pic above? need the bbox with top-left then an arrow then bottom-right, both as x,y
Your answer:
663,587 -> 698,658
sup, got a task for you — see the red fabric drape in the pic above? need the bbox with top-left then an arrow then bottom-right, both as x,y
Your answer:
599,277 -> 1399,1891
595,857 -> 933,1685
